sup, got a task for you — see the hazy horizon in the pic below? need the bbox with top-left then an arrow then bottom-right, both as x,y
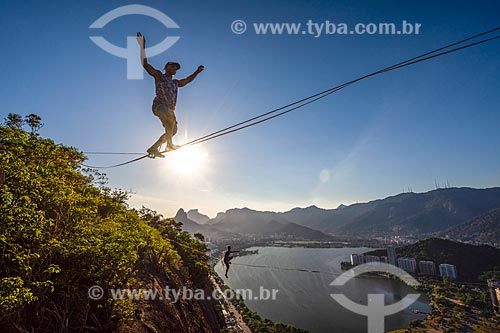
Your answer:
143,185 -> 500,218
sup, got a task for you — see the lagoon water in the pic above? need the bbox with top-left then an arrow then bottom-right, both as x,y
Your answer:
215,246 -> 429,333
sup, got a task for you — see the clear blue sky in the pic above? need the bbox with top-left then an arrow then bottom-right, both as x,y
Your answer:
1,0 -> 499,217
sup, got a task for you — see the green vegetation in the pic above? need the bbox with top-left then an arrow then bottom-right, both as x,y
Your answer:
394,278 -> 500,332
479,267 -> 500,282
0,115 -> 218,331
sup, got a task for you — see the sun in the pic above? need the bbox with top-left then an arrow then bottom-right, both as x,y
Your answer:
165,145 -> 209,176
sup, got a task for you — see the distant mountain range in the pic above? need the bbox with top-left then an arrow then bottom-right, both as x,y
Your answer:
174,187 -> 500,240
187,209 -> 210,224
175,208 -> 330,240
328,187 -> 500,236
441,207 -> 500,243
174,209 -> 239,240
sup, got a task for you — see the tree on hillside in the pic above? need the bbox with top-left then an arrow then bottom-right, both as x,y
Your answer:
25,113 -> 43,133
4,113 -> 24,129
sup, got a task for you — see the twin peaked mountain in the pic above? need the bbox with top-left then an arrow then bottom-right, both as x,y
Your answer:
174,187 -> 500,240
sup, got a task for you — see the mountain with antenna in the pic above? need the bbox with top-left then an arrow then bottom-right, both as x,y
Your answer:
199,187 -> 500,238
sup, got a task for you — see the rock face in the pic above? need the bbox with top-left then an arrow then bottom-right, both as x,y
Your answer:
117,260 -> 224,333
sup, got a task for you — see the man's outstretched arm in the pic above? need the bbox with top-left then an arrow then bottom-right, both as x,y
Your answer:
177,66 -> 204,87
137,32 -> 161,79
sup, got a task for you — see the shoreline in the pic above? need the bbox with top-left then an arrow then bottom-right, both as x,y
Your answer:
210,269 -> 307,333
212,244 -> 499,332
212,246 -> 430,333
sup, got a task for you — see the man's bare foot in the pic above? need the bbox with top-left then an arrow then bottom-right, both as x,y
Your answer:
166,144 -> 181,151
147,148 -> 165,158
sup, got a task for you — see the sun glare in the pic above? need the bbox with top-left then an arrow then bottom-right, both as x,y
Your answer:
164,145 -> 210,176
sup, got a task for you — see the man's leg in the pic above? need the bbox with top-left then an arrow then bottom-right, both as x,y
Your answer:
156,110 -> 177,149
149,105 -> 176,154
167,112 -> 179,150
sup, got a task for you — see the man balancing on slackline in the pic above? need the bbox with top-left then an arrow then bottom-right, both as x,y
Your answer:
223,245 -> 240,278
136,32 -> 204,158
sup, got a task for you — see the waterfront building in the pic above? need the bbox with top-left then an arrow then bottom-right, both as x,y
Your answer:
439,264 -> 458,280
387,246 -> 397,266
364,255 -> 381,263
398,257 -> 417,273
419,261 -> 437,275
350,254 -> 364,266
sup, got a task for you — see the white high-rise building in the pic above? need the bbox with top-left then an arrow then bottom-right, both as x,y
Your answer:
387,246 -> 397,266
350,254 -> 364,266
364,255 -> 381,263
419,261 -> 436,275
439,264 -> 458,280
398,257 -> 417,273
